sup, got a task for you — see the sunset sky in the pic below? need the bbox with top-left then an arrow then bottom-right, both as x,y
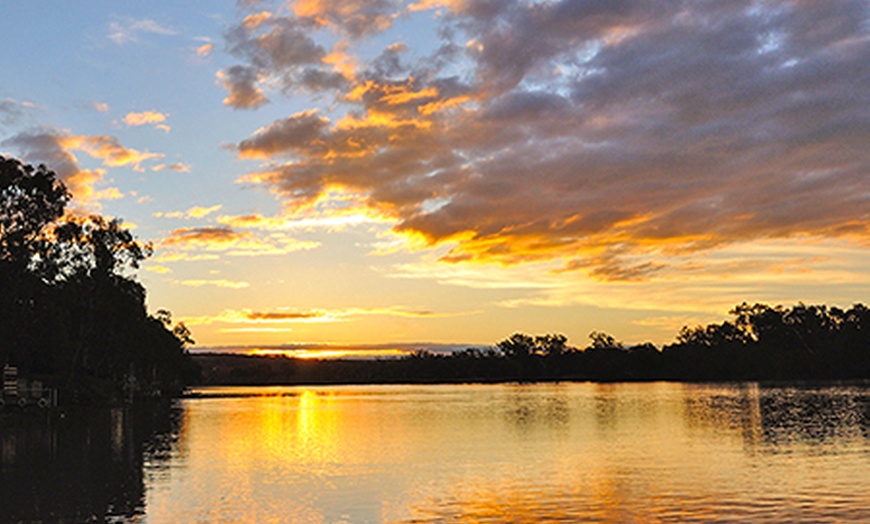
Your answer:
1,1 -> 867,356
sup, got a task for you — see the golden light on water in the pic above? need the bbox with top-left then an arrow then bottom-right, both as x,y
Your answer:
143,384 -> 870,523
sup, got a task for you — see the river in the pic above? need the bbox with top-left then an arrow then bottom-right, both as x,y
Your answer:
2,382 -> 868,522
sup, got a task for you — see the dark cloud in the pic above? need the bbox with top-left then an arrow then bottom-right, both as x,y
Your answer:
244,310 -> 324,321
218,65 -> 268,109
1,129 -> 159,202
162,226 -> 249,246
2,129 -> 80,180
237,110 -> 329,158
219,8 -> 359,103
228,0 -> 870,279
226,15 -> 326,69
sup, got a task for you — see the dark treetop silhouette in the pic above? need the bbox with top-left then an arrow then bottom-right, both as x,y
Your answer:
197,302 -> 869,386
0,155 -> 197,404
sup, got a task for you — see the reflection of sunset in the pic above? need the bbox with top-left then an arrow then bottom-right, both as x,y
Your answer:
144,384 -> 870,523
295,390 -> 340,465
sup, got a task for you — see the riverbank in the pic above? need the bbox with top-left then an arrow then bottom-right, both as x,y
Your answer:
192,349 -> 870,387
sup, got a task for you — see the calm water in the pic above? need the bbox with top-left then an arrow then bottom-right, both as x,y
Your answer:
2,382 -> 868,523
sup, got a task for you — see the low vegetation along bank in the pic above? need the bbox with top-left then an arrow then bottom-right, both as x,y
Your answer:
196,302 -> 869,386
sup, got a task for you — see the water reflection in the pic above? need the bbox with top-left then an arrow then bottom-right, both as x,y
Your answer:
503,384 -> 570,429
3,383 -> 868,522
0,402 -> 181,523
681,383 -> 869,452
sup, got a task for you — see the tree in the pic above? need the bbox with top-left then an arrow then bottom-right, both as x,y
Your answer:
41,214 -> 152,283
0,155 -> 196,403
535,334 -> 568,358
0,156 -> 69,270
497,333 -> 535,359
588,331 -> 622,350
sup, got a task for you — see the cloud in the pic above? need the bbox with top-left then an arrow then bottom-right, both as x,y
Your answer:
152,252 -> 219,263
2,128 -> 161,203
187,205 -> 223,218
108,18 -> 176,45
216,207 -> 385,231
195,43 -> 214,57
122,110 -> 169,129
243,310 -> 326,321
223,0 -> 870,280
162,225 -> 250,246
144,264 -> 172,274
155,204 -> 222,219
218,8 -> 354,107
217,65 -> 269,109
175,279 -> 250,289
92,102 -> 109,113
59,134 -> 162,169
236,110 -> 329,158
159,225 -> 320,256
151,162 -> 191,172
291,0 -> 402,38
0,98 -> 28,125
193,341 -> 474,358
182,305 -> 478,326
92,187 -> 125,201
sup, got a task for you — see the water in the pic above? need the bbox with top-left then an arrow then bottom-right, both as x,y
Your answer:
2,382 -> 868,522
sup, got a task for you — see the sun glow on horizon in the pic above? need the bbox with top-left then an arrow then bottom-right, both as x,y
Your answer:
247,348 -> 409,360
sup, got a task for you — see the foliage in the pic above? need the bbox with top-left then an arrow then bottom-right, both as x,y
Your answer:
197,302 -> 868,386
0,155 -> 197,403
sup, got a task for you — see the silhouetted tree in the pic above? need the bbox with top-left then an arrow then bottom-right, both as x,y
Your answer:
193,303 -> 868,386
0,155 -> 196,403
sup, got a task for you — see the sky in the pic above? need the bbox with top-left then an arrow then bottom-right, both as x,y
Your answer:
1,0 -> 868,356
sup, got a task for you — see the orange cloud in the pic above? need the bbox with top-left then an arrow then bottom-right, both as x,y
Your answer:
122,110 -> 168,127
195,43 -> 214,57
151,162 -> 191,172
182,305 -> 478,327
160,225 -> 320,257
2,129 -> 162,205
241,11 -> 273,29
221,0 -> 870,283
292,0 -> 398,36
176,279 -> 250,289
59,134 -> 162,169
187,205 -> 223,218
162,226 -> 251,247
322,44 -> 357,81
92,187 -> 125,201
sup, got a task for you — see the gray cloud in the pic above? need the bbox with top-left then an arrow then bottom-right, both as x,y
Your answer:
229,0 -> 870,279
2,129 -> 80,180
217,65 -> 269,109
0,99 -> 26,126
237,110 -> 329,158
3,128 -> 162,202
226,15 -> 326,69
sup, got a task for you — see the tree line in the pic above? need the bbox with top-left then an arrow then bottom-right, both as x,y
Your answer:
1,155 -> 197,403
197,302 -> 869,385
